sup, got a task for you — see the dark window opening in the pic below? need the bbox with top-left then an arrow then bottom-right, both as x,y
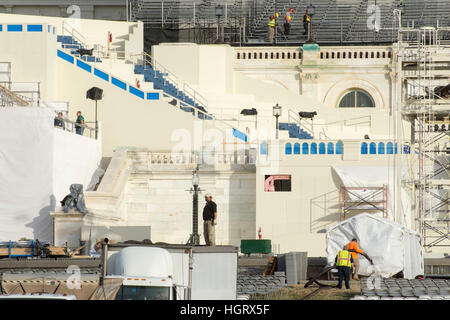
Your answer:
264,175 -> 291,192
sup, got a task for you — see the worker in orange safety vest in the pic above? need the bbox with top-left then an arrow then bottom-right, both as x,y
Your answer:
345,238 -> 374,280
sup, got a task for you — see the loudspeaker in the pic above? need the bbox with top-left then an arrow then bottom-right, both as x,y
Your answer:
86,87 -> 103,101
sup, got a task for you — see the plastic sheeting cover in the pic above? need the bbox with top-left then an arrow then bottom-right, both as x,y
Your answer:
326,213 -> 423,279
0,107 -> 54,241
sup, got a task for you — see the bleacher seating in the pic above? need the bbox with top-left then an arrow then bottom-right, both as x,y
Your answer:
132,0 -> 450,44
57,35 -> 102,63
279,122 -> 313,140
58,34 -> 210,119
134,64 -> 211,118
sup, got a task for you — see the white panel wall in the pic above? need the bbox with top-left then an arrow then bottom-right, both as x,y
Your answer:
0,107 -> 102,243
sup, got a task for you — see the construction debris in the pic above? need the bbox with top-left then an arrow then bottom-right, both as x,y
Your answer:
0,240 -> 71,259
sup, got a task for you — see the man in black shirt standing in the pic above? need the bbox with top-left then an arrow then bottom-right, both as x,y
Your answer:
202,193 -> 217,246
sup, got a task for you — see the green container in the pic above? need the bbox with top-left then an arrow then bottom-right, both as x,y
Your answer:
240,239 -> 271,254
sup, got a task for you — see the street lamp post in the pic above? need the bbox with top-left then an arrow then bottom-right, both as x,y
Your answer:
215,4 -> 223,43
273,103 -> 282,139
187,165 -> 201,246
306,3 -> 316,44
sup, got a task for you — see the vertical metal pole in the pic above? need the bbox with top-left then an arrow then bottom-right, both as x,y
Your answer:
275,115 -> 279,139
187,249 -> 193,300
95,100 -> 98,139
193,185 -> 198,242
102,240 -> 109,280
126,0 -> 128,22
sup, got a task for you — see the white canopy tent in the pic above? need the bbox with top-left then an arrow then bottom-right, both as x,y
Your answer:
326,213 -> 424,279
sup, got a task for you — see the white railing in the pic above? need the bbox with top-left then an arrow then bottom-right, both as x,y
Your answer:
234,47 -> 301,60
132,150 -> 256,165
319,47 -> 393,60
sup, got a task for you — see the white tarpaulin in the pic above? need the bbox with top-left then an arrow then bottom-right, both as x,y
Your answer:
0,107 -> 54,241
0,107 -> 102,243
326,213 -> 424,279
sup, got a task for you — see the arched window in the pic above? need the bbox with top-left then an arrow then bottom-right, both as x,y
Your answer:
378,142 -> 385,154
285,142 -> 292,155
319,142 -> 326,154
302,143 -> 309,155
327,142 -> 334,154
369,142 -> 376,154
336,141 -> 343,154
387,142 -> 394,154
338,89 -> 375,108
361,142 -> 368,154
310,143 -> 317,154
294,142 -> 300,155
260,142 -> 267,155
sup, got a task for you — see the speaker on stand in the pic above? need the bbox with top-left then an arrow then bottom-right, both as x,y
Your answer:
86,87 -> 103,139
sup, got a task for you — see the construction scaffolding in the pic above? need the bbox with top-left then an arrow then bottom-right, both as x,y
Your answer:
396,14 -> 450,251
339,186 -> 388,221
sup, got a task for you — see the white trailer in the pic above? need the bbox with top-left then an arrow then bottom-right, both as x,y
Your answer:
106,244 -> 238,300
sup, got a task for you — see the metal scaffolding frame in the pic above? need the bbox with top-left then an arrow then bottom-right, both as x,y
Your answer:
396,14 -> 450,251
339,186 -> 388,221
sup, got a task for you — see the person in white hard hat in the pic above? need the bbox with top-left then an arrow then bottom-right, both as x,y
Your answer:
202,193 -> 217,246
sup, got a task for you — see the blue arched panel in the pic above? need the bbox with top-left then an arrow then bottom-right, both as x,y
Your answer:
327,142 -> 334,154
294,142 -> 300,155
319,142 -> 326,154
387,142 -> 393,154
285,142 -> 292,155
378,142 -> 385,154
336,142 -> 343,154
302,143 -> 309,155
361,142 -> 368,154
311,143 -> 317,154
369,142 -> 376,154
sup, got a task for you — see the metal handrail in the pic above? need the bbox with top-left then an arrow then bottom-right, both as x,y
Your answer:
62,21 -> 88,48
55,117 -> 97,139
130,52 -> 209,109
320,115 -> 372,127
287,109 -> 314,137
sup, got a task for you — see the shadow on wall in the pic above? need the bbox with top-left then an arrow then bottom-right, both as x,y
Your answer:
25,195 -> 56,243
309,168 -> 342,234
227,171 -> 256,248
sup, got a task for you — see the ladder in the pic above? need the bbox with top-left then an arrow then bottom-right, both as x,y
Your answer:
262,256 -> 277,277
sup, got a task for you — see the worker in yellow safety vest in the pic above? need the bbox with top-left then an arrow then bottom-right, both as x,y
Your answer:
334,246 -> 353,289
268,15 -> 276,43
302,10 -> 310,35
